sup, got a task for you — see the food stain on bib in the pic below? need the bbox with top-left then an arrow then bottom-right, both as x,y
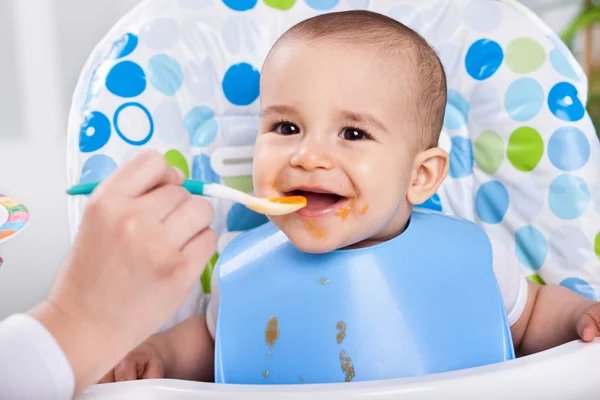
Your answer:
359,204 -> 369,215
300,376 -> 305,383
304,219 -> 325,239
335,199 -> 355,221
265,316 -> 280,356
263,370 -> 269,378
339,350 -> 355,382
319,278 -> 329,285
336,321 -> 346,344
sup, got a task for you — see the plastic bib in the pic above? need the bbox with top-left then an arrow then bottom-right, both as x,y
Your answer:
214,210 -> 514,384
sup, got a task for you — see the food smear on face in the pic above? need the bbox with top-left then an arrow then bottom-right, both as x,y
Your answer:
336,321 -> 346,344
304,219 -> 326,239
339,350 -> 355,382
359,204 -> 369,215
265,316 -> 280,356
335,198 -> 355,221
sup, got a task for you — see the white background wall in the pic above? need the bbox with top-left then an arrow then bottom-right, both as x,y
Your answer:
0,0 -> 593,318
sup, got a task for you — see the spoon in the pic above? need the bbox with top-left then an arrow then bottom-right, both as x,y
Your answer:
66,180 -> 307,216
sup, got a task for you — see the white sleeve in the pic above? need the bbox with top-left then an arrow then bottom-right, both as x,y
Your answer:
490,237 -> 528,326
206,266 -> 219,340
0,314 -> 75,400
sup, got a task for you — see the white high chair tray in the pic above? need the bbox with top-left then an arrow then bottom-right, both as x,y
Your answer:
0,194 -> 29,245
79,339 -> 600,399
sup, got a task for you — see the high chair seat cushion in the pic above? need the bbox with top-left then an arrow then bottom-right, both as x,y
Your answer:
67,0 -> 600,329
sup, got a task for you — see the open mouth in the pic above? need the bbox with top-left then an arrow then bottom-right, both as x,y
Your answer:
285,188 -> 347,217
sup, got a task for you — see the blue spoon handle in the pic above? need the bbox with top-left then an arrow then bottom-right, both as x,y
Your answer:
66,179 -> 206,196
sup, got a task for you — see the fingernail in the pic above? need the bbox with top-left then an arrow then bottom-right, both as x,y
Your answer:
173,167 -> 184,182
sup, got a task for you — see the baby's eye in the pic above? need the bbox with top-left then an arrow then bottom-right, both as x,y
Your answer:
274,123 -> 300,135
339,127 -> 370,141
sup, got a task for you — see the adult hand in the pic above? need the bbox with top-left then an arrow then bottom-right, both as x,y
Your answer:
30,150 -> 217,395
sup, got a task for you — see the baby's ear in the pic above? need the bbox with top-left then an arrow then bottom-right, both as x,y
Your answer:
406,147 -> 449,206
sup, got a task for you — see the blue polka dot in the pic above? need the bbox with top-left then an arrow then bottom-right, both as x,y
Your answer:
148,55 -> 183,96
417,193 -> 442,212
560,277 -> 596,300
305,0 -> 338,9
108,33 -> 138,59
548,126 -> 590,171
443,89 -> 470,129
549,174 -> 590,219
222,63 -> 260,106
549,49 -> 579,81
79,111 -> 111,153
113,102 -> 154,146
548,82 -> 585,122
184,106 -> 218,147
222,0 -> 257,11
475,181 -> 509,224
192,154 -> 220,183
504,78 -> 544,122
105,61 -> 146,98
449,136 -> 474,178
227,203 -> 268,231
515,226 -> 547,271
465,39 -> 503,80
80,155 -> 118,184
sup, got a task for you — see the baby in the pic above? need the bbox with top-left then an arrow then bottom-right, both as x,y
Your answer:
100,10 -> 600,383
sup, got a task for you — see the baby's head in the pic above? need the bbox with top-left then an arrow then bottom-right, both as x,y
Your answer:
253,10 -> 449,253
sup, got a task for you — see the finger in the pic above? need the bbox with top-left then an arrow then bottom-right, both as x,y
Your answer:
98,151 -> 184,199
98,369 -> 115,384
141,358 -> 165,379
136,184 -> 191,222
181,227 -> 218,279
163,197 -> 215,249
576,313 -> 599,342
114,358 -> 139,382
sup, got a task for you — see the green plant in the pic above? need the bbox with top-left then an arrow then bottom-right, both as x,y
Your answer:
558,0 -> 600,134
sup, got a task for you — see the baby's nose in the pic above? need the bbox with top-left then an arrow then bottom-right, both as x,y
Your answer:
289,143 -> 334,171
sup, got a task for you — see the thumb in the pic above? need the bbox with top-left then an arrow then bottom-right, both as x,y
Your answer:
576,313 -> 599,342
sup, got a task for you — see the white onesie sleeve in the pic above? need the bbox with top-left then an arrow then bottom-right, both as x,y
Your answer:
206,267 -> 219,339
489,236 -> 529,326
205,234 -> 530,337
0,314 -> 75,400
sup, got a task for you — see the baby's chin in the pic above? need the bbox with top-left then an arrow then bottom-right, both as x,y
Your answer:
281,228 -> 354,254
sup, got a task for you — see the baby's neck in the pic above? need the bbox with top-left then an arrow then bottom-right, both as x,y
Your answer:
343,215 -> 410,250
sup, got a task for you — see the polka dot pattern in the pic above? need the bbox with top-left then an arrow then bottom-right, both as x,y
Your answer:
465,39 -> 503,80
504,78 -> 544,122
222,63 -> 260,106
549,174 -> 590,220
507,127 -> 544,172
79,111 -> 111,153
106,61 -> 146,98
476,181 -> 509,224
70,0 -> 600,322
148,55 -> 184,96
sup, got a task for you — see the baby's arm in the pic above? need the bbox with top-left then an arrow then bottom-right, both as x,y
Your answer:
147,314 -> 214,381
510,281 -> 596,356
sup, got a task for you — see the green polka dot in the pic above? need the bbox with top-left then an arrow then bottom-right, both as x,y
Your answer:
505,38 -> 546,74
527,274 -> 546,285
595,232 -> 600,260
222,175 -> 254,193
201,252 -> 219,294
164,149 -> 190,178
507,126 -> 544,172
263,0 -> 296,10
475,130 -> 504,175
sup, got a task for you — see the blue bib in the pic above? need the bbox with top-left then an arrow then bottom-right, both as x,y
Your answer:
214,210 -> 514,384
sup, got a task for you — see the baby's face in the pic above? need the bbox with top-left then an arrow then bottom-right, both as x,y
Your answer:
253,39 -> 419,253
